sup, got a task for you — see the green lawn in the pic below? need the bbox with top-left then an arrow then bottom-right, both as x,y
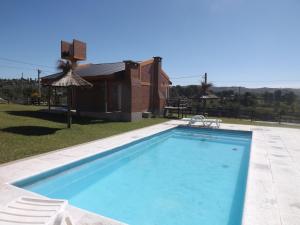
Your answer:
0,104 -> 168,164
1,104 -> 299,164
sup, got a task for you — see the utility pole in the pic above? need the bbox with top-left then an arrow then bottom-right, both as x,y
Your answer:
37,69 -> 42,105
204,72 -> 207,84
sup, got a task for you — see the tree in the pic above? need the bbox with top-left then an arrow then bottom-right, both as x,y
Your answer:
241,92 -> 257,107
217,90 -> 235,99
199,80 -> 213,113
199,81 -> 213,96
262,91 -> 274,105
185,85 -> 198,98
57,59 -> 72,72
274,90 -> 282,102
282,91 -> 297,105
170,85 -> 183,98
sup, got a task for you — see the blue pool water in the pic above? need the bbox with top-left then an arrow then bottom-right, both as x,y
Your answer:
14,127 -> 252,225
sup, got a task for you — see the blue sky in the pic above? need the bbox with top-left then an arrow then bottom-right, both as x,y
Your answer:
0,0 -> 299,87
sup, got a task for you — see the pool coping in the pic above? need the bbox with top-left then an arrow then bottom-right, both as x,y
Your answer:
1,120 -> 300,225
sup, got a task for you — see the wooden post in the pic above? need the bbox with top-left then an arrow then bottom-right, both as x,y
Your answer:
67,87 -> 72,128
37,69 -> 41,105
48,86 -> 51,111
54,88 -> 57,105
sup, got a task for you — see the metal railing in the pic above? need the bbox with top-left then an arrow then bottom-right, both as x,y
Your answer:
164,98 -> 300,124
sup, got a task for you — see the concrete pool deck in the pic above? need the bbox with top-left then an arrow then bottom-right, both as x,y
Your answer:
0,120 -> 299,225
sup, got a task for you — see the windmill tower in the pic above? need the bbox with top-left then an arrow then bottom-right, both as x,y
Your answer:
61,39 -> 87,68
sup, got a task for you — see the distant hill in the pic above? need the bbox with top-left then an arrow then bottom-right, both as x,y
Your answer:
211,86 -> 300,96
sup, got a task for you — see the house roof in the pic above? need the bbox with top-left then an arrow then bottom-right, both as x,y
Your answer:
77,62 -> 125,77
42,62 -> 125,80
42,60 -> 171,84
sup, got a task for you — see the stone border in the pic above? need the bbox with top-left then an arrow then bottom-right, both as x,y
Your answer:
1,120 -> 300,225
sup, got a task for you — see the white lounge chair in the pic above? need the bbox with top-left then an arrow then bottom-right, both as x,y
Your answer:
187,115 -> 222,128
0,196 -> 73,225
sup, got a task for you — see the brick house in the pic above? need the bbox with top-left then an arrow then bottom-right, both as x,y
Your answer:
41,57 -> 171,121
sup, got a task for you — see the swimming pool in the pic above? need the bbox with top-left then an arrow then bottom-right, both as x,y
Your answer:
14,127 -> 252,225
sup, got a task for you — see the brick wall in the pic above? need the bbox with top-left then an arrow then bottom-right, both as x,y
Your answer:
140,63 -> 153,111
141,63 -> 153,83
138,58 -> 170,114
74,81 -> 106,112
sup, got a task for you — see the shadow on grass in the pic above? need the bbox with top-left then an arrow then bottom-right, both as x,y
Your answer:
2,126 -> 61,136
6,110 -> 110,125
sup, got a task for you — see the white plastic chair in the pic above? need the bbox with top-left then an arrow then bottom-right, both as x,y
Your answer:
188,115 -> 222,128
0,196 -> 73,225
188,115 -> 206,126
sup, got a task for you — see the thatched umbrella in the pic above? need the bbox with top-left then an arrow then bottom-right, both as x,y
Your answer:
51,69 -> 92,128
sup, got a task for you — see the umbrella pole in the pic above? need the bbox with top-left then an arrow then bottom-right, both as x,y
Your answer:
48,86 -> 51,111
67,87 -> 72,128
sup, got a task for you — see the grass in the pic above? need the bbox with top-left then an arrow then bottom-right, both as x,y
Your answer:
0,104 -> 168,164
1,104 -> 299,164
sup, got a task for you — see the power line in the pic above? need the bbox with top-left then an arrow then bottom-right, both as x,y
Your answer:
0,64 -> 39,72
211,79 -> 300,83
172,75 -> 200,79
0,56 -> 56,69
171,75 -> 300,83
0,64 -> 55,74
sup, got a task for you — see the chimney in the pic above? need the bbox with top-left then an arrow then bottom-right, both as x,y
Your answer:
152,56 -> 162,114
122,60 -> 141,120
123,60 -> 139,68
